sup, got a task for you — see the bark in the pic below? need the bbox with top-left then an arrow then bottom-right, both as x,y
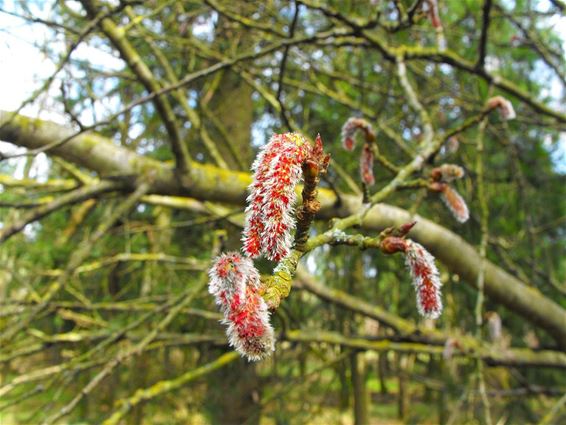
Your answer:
207,70 -> 253,169
1,111 -> 565,347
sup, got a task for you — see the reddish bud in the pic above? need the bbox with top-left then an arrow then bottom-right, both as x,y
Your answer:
380,236 -> 408,254
312,134 -> 324,161
398,221 -> 417,237
308,133 -> 331,175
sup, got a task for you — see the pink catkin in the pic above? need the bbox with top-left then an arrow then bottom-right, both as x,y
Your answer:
486,96 -> 516,120
224,284 -> 275,361
360,144 -> 375,186
426,0 -> 442,29
242,136 -> 285,258
441,185 -> 469,223
341,117 -> 375,151
242,133 -> 309,262
404,240 -> 443,319
209,252 -> 275,361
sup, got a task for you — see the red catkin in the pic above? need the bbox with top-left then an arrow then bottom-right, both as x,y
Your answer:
431,164 -> 465,183
380,235 -> 443,319
340,117 -> 375,151
208,252 -> 275,361
360,143 -> 375,186
405,240 -> 443,319
242,133 -> 310,261
426,0 -> 442,29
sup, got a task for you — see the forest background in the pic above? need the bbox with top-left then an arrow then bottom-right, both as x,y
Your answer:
0,0 -> 565,424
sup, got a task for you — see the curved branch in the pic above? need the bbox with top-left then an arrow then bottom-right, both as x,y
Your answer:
1,112 -> 565,347
285,330 -> 566,369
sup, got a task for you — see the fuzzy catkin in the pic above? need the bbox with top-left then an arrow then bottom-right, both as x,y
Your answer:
340,117 -> 375,151
242,133 -> 309,261
404,240 -> 443,319
487,96 -> 516,120
360,143 -> 375,186
208,252 -> 275,361
441,185 -> 469,223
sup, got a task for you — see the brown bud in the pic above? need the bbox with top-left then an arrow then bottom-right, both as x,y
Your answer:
308,133 -> 330,174
303,159 -> 319,179
428,181 -> 447,193
431,168 -> 443,182
380,236 -> 408,254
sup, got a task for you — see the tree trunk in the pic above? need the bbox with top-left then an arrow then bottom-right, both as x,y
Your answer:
378,353 -> 389,396
397,354 -> 411,421
351,352 -> 370,425
350,254 -> 370,425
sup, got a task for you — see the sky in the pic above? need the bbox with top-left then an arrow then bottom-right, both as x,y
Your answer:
0,0 -> 564,174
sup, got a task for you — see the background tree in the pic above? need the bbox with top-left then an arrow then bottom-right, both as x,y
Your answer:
0,0 -> 565,424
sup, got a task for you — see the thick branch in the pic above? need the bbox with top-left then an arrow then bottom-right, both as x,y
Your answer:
295,267 -> 418,336
285,330 -> 566,369
1,112 -> 565,347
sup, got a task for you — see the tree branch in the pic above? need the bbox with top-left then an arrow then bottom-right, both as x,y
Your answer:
1,112 -> 565,347
0,180 -> 121,244
285,330 -> 566,369
79,0 -> 191,174
476,0 -> 493,69
102,351 -> 238,425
